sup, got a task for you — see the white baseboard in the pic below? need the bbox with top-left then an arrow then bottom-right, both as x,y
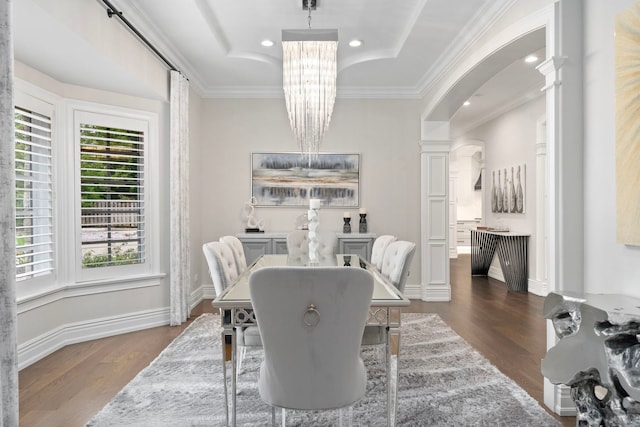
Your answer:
545,382 -> 576,416
421,284 -> 452,301
200,284 -> 216,300
403,283 -> 421,299
488,266 -> 548,296
18,307 -> 170,370
527,278 -> 549,296
18,285 -> 216,370
488,265 -> 505,282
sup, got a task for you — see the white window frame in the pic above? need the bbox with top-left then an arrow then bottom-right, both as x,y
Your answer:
15,81 -> 162,306
14,84 -> 59,294
69,102 -> 159,283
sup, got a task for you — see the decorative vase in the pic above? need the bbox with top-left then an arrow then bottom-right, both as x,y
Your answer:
510,167 -> 516,213
359,213 -> 367,233
497,170 -> 503,213
343,217 -> 351,233
516,165 -> 524,213
502,168 -> 508,213
491,171 -> 497,213
308,199 -> 321,263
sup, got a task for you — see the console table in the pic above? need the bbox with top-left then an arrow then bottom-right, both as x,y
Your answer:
470,230 -> 530,292
236,232 -> 376,265
542,292 -> 640,426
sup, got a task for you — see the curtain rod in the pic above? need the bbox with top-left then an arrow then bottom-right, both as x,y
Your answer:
100,0 -> 179,72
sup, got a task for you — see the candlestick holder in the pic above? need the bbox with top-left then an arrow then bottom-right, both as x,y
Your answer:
343,217 -> 351,233
359,213 -> 367,233
308,208 -> 320,263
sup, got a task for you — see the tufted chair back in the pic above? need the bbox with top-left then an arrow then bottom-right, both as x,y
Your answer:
370,235 -> 397,270
286,230 -> 338,259
202,241 -> 239,297
220,235 -> 248,276
250,266 -> 373,412
380,240 -> 416,293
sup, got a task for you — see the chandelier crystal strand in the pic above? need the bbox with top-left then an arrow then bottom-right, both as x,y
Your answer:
282,39 -> 337,161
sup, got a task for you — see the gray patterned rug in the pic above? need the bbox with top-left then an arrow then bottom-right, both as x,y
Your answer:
86,313 -> 561,426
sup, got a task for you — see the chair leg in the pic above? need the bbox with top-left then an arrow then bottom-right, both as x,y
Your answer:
270,406 -> 275,426
338,406 -> 353,427
236,345 -> 246,375
281,407 -> 286,427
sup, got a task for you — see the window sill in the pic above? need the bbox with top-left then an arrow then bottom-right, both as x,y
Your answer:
17,273 -> 167,314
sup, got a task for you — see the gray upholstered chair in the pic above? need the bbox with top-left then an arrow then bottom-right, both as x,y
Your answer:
202,241 -> 260,375
380,240 -> 416,294
249,266 -> 374,425
202,241 -> 238,297
362,240 -> 416,347
220,235 -> 248,276
286,229 -> 337,262
370,235 -> 397,271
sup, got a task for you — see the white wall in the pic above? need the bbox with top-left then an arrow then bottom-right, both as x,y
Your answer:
583,0 -> 640,297
196,98 -> 423,287
13,60 -> 174,365
450,147 -> 482,220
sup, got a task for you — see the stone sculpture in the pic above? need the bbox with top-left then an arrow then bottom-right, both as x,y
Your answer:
542,292 -> 640,426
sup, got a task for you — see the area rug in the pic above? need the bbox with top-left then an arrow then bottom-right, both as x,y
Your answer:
86,313 -> 560,426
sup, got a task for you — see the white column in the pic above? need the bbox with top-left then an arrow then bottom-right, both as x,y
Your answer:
419,121 -> 451,302
449,172 -> 457,259
532,117 -> 548,296
538,0 -> 584,416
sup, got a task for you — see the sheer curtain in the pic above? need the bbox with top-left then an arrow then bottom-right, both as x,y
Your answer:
169,70 -> 191,325
0,1 -> 18,425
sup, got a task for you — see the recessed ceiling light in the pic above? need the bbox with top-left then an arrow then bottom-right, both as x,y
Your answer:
463,101 -> 471,107
349,39 -> 363,47
525,54 -> 538,63
261,39 -> 274,47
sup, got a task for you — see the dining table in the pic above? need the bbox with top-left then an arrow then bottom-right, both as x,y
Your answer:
211,253 -> 410,426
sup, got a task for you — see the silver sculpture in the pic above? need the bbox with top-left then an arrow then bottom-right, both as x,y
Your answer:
542,292 -> 640,426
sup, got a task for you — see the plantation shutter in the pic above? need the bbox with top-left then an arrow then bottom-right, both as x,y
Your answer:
15,107 -> 54,281
79,124 -> 145,268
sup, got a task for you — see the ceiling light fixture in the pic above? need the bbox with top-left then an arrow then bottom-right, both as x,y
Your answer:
261,39 -> 274,47
525,54 -> 539,63
349,39 -> 362,47
463,101 -> 471,106
282,0 -> 338,160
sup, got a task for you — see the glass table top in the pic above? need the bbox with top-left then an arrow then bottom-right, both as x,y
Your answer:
213,254 -> 409,309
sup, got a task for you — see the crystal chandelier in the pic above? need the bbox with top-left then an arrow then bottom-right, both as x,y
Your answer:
282,1 -> 338,159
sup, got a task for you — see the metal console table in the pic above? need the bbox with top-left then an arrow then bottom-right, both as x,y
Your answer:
470,229 -> 530,292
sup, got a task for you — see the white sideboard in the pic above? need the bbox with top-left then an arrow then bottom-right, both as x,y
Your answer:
236,232 -> 377,265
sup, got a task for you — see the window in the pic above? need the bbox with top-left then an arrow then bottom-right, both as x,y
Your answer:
15,106 -> 54,282
79,123 -> 145,269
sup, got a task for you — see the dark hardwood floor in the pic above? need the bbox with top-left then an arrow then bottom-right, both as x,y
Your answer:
19,254 -> 575,426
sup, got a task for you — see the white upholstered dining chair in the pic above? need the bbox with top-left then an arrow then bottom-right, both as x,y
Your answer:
202,241 -> 238,297
220,235 -> 248,276
370,235 -> 397,271
286,229 -> 337,260
380,240 -> 416,294
362,240 -> 416,347
249,266 -> 374,426
202,241 -> 261,375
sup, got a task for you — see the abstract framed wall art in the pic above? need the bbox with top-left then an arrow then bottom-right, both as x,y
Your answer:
490,164 -> 525,214
615,2 -> 640,246
251,152 -> 360,207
